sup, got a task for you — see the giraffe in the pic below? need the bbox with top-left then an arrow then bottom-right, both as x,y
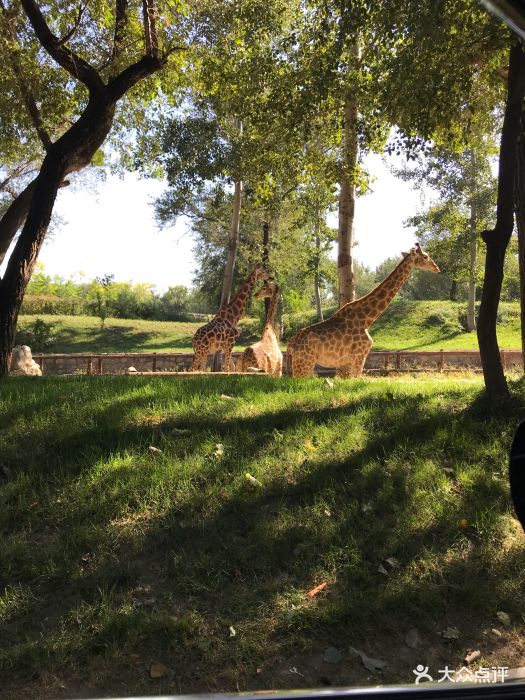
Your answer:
286,243 -> 440,378
191,265 -> 270,371
238,278 -> 283,376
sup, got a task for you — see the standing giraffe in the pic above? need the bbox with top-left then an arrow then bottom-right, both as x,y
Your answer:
286,243 -> 440,378
238,279 -> 283,376
191,266 -> 270,371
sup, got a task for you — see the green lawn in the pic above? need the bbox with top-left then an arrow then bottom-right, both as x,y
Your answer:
1,375 -> 524,697
16,300 -> 522,355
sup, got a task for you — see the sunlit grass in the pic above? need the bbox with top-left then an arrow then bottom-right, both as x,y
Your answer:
1,375 -> 524,696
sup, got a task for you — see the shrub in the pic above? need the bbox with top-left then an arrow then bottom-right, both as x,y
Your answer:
16,318 -> 56,350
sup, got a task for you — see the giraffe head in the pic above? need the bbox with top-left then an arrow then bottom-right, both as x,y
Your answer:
252,265 -> 271,282
254,278 -> 277,300
402,243 -> 440,273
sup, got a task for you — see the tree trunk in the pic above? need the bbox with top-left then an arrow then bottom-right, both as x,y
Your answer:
262,220 -> 270,316
478,41 -> 525,398
0,160 -> 65,375
314,212 -> 323,320
338,97 -> 358,307
0,180 -> 37,265
220,179 -> 243,307
449,279 -> 458,301
467,150 -> 477,332
467,238 -> 477,332
0,96 -> 117,376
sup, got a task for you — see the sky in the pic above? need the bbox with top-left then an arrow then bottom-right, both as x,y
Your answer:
15,152 -> 426,292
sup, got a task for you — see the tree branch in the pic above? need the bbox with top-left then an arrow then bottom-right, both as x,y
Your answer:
142,0 -> 158,58
57,1 -> 89,46
20,0 -> 105,94
107,52 -> 166,101
0,159 -> 38,193
111,0 -> 128,69
0,0 -> 52,150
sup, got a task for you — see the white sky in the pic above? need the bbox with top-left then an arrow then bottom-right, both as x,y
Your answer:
14,152 -> 425,291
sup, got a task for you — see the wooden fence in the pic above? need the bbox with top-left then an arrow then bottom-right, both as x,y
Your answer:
31,349 -> 523,376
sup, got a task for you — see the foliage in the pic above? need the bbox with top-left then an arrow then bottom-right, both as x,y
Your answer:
15,317 -> 55,350
398,138 -> 498,285
21,266 -> 211,320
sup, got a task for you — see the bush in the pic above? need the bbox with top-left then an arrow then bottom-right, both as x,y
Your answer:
21,294 -> 81,315
16,318 -> 56,350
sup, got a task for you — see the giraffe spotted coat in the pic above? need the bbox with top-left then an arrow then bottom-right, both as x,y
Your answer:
286,244 -> 440,378
238,279 -> 283,377
191,266 -> 270,371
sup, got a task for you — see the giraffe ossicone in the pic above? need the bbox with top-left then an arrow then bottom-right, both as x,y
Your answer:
191,265 -> 270,372
286,243 -> 440,378
238,278 -> 283,377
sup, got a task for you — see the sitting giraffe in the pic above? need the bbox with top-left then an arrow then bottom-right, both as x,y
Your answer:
238,278 -> 283,376
286,243 -> 440,378
191,265 -> 270,371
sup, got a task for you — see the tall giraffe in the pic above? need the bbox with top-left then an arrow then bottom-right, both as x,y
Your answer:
238,278 -> 283,376
191,265 -> 270,371
286,243 -> 440,378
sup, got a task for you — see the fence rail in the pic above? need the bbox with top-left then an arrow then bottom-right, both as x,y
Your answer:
31,349 -> 523,376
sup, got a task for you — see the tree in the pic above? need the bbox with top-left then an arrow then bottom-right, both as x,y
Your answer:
87,274 -> 115,329
155,0 -> 306,307
369,0 -> 514,397
477,41 -> 525,396
0,0 -> 184,376
400,138 -> 498,328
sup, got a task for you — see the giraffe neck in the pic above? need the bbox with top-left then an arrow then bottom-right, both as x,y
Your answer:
218,271 -> 259,324
354,255 -> 414,324
262,287 -> 279,335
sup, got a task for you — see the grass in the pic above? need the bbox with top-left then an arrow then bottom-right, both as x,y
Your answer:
1,374 -> 525,698
17,300 -> 522,355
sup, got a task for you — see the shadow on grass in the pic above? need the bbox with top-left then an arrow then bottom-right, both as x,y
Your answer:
1,376 -> 524,695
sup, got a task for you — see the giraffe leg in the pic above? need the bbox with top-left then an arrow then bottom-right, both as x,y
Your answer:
336,362 -> 355,379
291,354 -> 316,378
336,337 -> 372,378
223,343 -> 236,372
273,356 -> 283,377
191,347 -> 208,371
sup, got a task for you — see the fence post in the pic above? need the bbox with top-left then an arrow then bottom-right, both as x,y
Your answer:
87,354 -> 93,375
501,350 -> 506,369
396,352 -> 401,371
97,356 -> 103,374
152,353 -> 157,372
439,349 -> 444,372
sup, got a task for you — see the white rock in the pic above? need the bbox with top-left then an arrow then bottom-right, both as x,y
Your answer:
10,345 -> 42,376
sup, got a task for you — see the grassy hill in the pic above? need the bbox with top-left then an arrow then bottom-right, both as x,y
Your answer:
16,299 -> 522,354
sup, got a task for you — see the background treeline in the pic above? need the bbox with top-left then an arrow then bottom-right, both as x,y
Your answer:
22,250 -> 521,325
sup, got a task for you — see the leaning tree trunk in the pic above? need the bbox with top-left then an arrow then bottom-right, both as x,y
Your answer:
0,180 -> 37,265
478,41 -> 525,398
0,0 -> 167,377
0,98 -> 116,376
338,97 -> 358,307
220,179 -> 243,307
